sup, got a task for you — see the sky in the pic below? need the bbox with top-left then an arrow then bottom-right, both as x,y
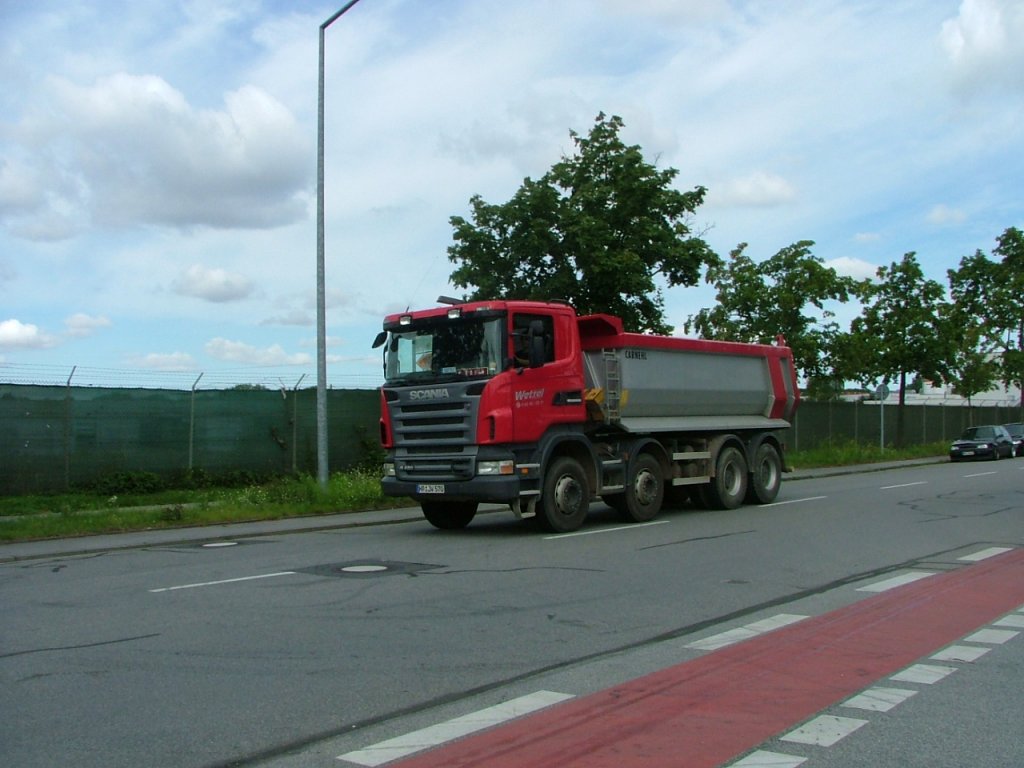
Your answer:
2,0 -> 1023,390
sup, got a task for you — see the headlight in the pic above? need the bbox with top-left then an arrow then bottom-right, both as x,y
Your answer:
383,462 -> 396,477
477,459 -> 514,476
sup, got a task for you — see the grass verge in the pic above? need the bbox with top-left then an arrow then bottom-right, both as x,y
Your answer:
0,442 -> 949,544
0,471 -> 405,543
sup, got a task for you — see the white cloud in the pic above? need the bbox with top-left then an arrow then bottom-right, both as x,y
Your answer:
205,337 -> 311,366
261,309 -> 312,327
0,157 -> 43,213
712,171 -> 798,208
0,318 -> 59,349
825,256 -> 879,281
133,352 -> 196,371
174,264 -> 254,302
941,0 -> 1024,93
65,312 -> 111,337
927,204 -> 968,225
5,73 -> 310,240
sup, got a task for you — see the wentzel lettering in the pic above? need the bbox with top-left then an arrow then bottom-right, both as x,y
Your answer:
515,389 -> 545,402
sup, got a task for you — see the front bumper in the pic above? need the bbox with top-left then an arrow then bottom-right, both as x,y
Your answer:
949,444 -> 995,460
381,474 -> 522,504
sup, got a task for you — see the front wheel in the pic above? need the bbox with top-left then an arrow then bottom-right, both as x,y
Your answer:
539,457 -> 589,533
421,501 -> 478,530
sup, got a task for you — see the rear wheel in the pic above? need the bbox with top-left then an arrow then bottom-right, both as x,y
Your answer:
745,443 -> 782,504
539,457 -> 589,533
617,453 -> 664,522
421,501 -> 477,530
706,446 -> 748,509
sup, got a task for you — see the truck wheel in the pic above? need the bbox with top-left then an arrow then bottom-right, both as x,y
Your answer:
745,443 -> 782,504
539,457 -> 589,532
618,453 -> 663,522
421,501 -> 477,530
707,446 -> 748,510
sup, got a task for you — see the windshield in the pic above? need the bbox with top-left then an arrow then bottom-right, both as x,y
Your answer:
384,317 -> 505,384
961,426 -> 995,440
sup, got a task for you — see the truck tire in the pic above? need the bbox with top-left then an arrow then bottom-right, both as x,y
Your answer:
421,501 -> 477,530
706,446 -> 748,510
539,456 -> 589,532
617,452 -> 664,522
745,443 -> 782,504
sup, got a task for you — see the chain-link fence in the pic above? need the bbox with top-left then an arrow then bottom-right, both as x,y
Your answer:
1,383 -> 380,495
791,399 -> 1023,452
4,382 -> 1022,495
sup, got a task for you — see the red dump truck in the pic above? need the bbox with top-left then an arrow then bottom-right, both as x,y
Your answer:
373,298 -> 800,532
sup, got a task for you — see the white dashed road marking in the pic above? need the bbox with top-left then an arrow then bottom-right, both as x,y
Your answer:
757,496 -> 827,508
781,715 -> 869,747
685,614 -> 808,651
890,663 -> 957,685
149,571 -> 297,593
930,644 -> 991,663
856,571 -> 936,592
959,546 -> 1014,561
842,686 -> 917,712
729,750 -> 807,767
337,691 -> 574,766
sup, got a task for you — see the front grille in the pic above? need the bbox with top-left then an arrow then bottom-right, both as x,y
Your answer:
386,384 -> 481,481
393,401 -> 471,446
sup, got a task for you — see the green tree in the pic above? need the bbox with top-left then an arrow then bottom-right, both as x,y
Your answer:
946,250 -> 1001,411
684,240 -> 858,383
990,228 -> 1024,408
847,252 -> 950,446
947,228 -> 1024,411
447,113 -> 716,333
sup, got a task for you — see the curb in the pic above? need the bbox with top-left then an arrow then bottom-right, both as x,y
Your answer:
0,458 -> 950,564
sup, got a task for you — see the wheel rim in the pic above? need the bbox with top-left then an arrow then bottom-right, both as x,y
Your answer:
722,460 -> 742,497
554,475 -> 583,516
634,469 -> 658,506
758,457 -> 778,491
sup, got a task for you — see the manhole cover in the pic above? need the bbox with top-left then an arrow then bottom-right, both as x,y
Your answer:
296,560 -> 444,579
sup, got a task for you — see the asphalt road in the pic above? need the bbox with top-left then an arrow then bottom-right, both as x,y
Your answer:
1,458 -> 1022,768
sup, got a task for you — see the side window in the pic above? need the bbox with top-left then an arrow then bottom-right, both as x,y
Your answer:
511,313 -> 556,365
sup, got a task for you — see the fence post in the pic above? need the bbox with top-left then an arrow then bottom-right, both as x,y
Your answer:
64,366 -> 76,491
188,373 -> 203,470
292,374 -> 306,473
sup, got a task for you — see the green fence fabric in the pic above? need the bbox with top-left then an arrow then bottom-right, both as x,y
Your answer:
0,385 -> 379,495
2,383 -> 1021,495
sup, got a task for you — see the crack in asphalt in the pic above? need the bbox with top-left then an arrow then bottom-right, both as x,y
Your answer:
0,632 -> 161,659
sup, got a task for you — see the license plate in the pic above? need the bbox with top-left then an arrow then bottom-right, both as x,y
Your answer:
417,484 -> 445,494
961,451 -> 974,456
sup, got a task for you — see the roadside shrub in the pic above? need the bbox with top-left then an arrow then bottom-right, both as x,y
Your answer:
85,471 -> 166,496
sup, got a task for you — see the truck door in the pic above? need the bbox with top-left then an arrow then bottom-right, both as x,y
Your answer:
509,311 -> 584,442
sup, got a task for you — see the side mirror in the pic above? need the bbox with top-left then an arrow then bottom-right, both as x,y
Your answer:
372,331 -> 387,349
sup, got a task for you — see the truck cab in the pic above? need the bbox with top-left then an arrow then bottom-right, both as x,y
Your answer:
374,300 -> 586,528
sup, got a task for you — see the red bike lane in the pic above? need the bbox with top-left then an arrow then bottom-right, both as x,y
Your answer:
384,548 -> 1024,768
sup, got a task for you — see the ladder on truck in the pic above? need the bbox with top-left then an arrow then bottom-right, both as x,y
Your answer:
603,350 -> 621,422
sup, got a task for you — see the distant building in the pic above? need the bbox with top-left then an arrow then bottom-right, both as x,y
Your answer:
843,380 -> 1023,408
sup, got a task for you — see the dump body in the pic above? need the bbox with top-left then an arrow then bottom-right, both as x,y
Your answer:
577,313 -> 798,433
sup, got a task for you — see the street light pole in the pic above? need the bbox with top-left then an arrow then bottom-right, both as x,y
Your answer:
317,0 -> 364,488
